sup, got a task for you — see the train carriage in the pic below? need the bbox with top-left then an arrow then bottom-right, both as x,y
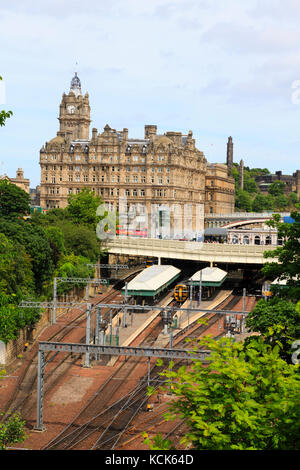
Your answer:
173,267 -> 228,303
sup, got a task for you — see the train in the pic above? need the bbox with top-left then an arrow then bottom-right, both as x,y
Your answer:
173,268 -> 265,304
173,282 -> 213,303
174,284 -> 189,302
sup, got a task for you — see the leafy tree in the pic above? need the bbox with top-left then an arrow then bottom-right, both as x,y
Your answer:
235,189 -> 252,212
0,233 -> 35,297
252,192 -> 274,212
44,226 -> 65,267
268,180 -> 285,197
66,188 -> 104,229
262,211 -> 300,300
247,167 -> 270,177
54,254 -> 94,295
243,172 -> 258,194
143,433 -> 174,450
0,293 -> 40,344
58,222 -> 101,261
274,194 -> 289,211
30,207 -> 67,227
0,180 -> 30,217
0,218 -> 54,293
148,335 -> 300,450
231,165 -> 239,190
0,412 -> 26,450
288,191 -> 298,207
245,298 -> 300,362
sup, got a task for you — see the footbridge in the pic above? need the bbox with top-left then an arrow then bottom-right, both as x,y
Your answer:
205,212 -> 289,228
107,238 -> 276,265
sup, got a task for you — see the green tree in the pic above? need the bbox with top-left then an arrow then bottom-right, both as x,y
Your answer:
235,189 -> 252,212
268,180 -> 285,197
0,293 -> 40,344
252,193 -> 274,212
66,188 -> 104,229
274,194 -> 289,211
0,180 -> 30,217
243,171 -> 258,194
231,165 -> 239,189
149,335 -> 300,450
262,211 -> 300,300
245,298 -> 300,362
58,222 -> 101,261
0,412 -> 26,450
288,191 -> 298,207
247,168 -> 270,177
0,233 -> 35,297
44,226 -> 65,267
0,218 -> 54,293
54,254 -> 94,295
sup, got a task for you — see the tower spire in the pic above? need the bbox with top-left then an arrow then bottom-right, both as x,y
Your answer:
70,71 -> 82,97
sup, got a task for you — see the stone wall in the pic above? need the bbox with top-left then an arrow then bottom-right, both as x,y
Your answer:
0,285 -> 87,367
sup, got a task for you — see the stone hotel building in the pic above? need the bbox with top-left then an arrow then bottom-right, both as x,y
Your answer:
39,74 -> 234,237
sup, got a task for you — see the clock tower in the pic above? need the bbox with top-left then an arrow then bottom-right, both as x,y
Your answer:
57,72 -> 91,141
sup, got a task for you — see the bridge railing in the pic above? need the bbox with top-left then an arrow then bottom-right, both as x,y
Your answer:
107,238 -> 275,255
205,212 -> 290,219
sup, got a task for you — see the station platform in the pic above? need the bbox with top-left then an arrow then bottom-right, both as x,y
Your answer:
106,289 -> 233,364
154,289 -> 232,348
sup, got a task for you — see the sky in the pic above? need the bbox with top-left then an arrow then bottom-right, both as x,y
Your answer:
1,0 -> 300,187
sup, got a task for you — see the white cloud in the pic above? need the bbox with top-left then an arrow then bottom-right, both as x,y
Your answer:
1,0 -> 300,187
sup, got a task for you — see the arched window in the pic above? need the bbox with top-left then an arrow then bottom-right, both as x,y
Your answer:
265,236 -> 271,245
254,235 -> 260,245
232,235 -> 239,244
243,235 -> 249,245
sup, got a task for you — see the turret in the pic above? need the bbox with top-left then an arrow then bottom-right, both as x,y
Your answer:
58,72 -> 91,140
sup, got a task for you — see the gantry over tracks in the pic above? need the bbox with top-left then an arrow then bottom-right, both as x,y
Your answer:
35,341 -> 211,432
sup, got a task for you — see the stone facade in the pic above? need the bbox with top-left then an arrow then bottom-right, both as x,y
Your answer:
205,163 -> 235,214
255,170 -> 299,195
39,74 -> 235,235
0,168 -> 30,193
227,227 -> 279,246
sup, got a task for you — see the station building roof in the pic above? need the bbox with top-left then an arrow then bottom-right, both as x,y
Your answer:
123,264 -> 181,296
204,227 -> 227,236
189,267 -> 228,287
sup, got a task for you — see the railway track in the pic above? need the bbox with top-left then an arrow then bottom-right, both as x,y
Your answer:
42,292 -> 243,450
113,294 -> 257,450
0,274 -> 138,423
42,294 -> 174,450
5,284 -> 257,450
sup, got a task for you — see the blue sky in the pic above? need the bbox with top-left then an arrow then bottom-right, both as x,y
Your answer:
1,0 -> 300,187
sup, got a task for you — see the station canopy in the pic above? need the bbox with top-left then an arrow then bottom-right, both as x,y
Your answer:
189,267 -> 228,287
123,264 -> 181,297
204,227 -> 228,237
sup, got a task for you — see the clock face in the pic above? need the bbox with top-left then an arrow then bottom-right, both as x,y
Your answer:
67,105 -> 76,114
